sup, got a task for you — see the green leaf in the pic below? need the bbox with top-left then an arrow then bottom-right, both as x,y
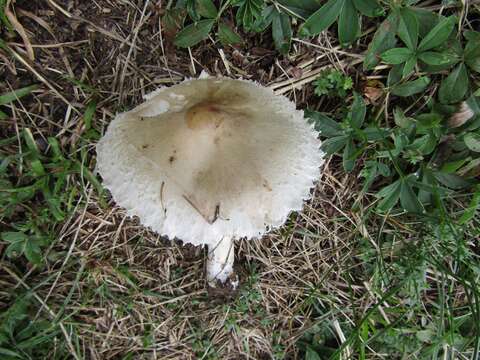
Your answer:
349,92 -> 366,128
1,232 -> 28,243
338,0 -> 358,45
0,348 -> 22,358
402,55 -> 416,78
299,0 -> 345,37
352,0 -> 383,17
218,22 -> 242,45
277,0 -> 320,18
418,51 -> 452,66
387,63 -> 403,86
391,77 -> 430,97
417,16 -> 456,52
363,127 -> 390,141
174,19 -> 215,47
380,47 -> 413,64
433,171 -> 473,189
251,6 -> 275,32
305,347 -> 322,360
83,100 -> 97,130
438,63 -> 468,104
408,134 -> 437,155
0,85 -> 38,106
400,179 -> 424,213
459,185 -> 480,224
363,13 -> 398,70
236,0 -> 264,31
305,110 -> 342,136
398,8 -> 419,50
464,37 -> 480,73
377,180 -> 401,212
272,11 -> 292,54
322,135 -> 349,154
411,7 -> 439,38
196,0 -> 217,18
24,241 -> 42,265
464,132 -> 480,152
343,137 -> 357,172
23,128 -> 40,157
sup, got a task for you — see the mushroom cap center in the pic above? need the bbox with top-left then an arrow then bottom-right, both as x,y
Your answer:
186,102 -> 224,130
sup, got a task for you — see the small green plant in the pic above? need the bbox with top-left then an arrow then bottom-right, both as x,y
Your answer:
1,128 -> 103,265
0,294 -> 66,359
313,69 -> 353,98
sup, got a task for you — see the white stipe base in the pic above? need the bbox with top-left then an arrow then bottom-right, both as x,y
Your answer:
206,237 -> 238,289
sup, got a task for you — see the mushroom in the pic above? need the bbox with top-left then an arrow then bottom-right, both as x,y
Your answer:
96,76 -> 323,289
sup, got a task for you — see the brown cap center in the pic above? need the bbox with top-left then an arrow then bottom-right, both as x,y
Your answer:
186,102 -> 224,130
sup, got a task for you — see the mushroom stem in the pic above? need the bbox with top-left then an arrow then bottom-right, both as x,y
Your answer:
207,237 -> 237,288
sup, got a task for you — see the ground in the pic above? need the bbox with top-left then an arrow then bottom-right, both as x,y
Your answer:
1,0 -> 479,359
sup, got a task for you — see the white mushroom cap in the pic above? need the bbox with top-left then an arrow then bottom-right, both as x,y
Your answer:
96,77 -> 323,284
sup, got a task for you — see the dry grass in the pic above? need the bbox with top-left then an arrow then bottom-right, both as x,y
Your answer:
1,1 -> 479,359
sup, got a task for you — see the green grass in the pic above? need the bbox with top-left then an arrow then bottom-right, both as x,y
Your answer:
1,0 -> 480,358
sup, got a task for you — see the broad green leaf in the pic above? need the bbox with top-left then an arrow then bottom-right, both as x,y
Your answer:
299,0 -> 345,37
400,179 -> 424,213
408,134 -> 437,155
305,347 -> 322,360
272,11 -> 292,54
398,8 -> 419,50
352,0 -> 383,17
391,76 -> 430,97
464,30 -> 480,42
418,51 -> 452,66
464,37 -> 480,73
251,6 -> 275,32
1,232 -> 28,243
411,7 -> 439,38
305,110 -> 342,136
343,137 -> 357,172
186,0 -> 200,21
438,63 -> 468,104
380,47 -> 413,64
433,171 -> 473,189
417,16 -> 456,52
349,92 -> 366,128
441,158 -> 468,173
0,84 -> 38,106
387,63 -> 403,86
464,132 -> 480,152
236,0 -> 264,31
363,13 -> 398,70
322,135 -> 349,154
394,107 -> 415,128
174,19 -> 215,47
377,180 -> 401,211
6,241 -> 24,258
196,0 -> 217,18
218,22 -> 242,45
24,241 -> 42,265
402,55 -> 416,78
0,110 -> 7,119
363,127 -> 390,141
277,0 -> 319,18
338,0 -> 358,45
83,100 -> 97,130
